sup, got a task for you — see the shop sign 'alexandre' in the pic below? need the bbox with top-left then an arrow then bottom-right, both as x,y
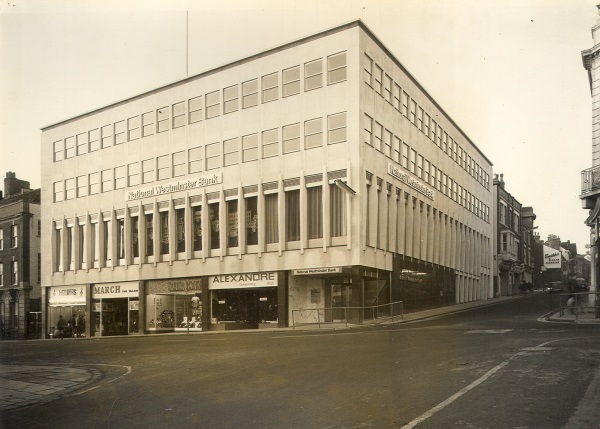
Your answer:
209,272 -> 278,289
387,163 -> 435,200
126,173 -> 222,201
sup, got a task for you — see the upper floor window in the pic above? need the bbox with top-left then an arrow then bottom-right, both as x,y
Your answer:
128,163 -> 140,186
327,51 -> 346,84
114,166 -> 126,189
101,124 -> 112,149
89,172 -> 100,195
205,91 -> 220,119
242,134 -> 259,162
262,128 -> 279,158
188,147 -> 203,174
363,54 -> 373,86
223,85 -> 239,114
262,72 -> 279,103
76,132 -> 88,155
305,59 -> 323,91
374,64 -> 383,95
11,261 -> 17,285
282,66 -> 300,97
142,159 -> 155,183
65,178 -> 75,200
223,138 -> 240,166
500,203 -> 507,225
53,181 -> 64,202
11,225 -> 18,248
206,142 -> 221,170
157,106 -> 170,132
173,151 -> 186,177
142,111 -> 155,136
327,112 -> 346,145
52,140 -> 62,161
114,120 -> 126,145
157,155 -> 170,181
65,136 -> 75,158
172,101 -> 186,128
304,118 -> 323,149
282,123 -> 300,154
89,128 -> 100,152
0,229 -> 3,250
188,96 -> 203,123
242,79 -> 258,108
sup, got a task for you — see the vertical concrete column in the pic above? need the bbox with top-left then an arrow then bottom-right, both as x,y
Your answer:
420,204 -> 428,261
277,271 -> 288,328
405,196 -> 413,258
201,278 -> 210,330
413,199 -> 421,259
397,192 -> 406,255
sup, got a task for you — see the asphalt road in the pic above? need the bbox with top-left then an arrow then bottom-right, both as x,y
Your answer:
2,292 -> 600,429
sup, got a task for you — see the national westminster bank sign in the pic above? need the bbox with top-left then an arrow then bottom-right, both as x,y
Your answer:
126,173 -> 222,202
387,163 -> 435,200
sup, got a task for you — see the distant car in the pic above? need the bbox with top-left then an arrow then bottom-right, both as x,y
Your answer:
545,282 -> 563,293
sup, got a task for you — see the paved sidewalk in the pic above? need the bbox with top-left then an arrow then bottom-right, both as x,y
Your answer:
0,365 -> 101,411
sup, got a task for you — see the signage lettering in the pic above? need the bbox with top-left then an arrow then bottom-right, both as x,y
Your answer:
387,163 -> 435,200
126,173 -> 222,201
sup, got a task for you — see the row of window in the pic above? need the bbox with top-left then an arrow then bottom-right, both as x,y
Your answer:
364,122 -> 490,224
363,53 -> 490,191
0,226 -> 18,250
52,51 -> 348,162
499,201 -> 520,231
53,182 -> 348,272
53,112 -> 347,202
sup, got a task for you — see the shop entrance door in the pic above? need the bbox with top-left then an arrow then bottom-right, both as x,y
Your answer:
331,284 -> 351,321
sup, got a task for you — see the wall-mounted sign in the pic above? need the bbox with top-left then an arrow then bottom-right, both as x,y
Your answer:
209,272 -> 278,290
92,281 -> 139,299
146,278 -> 204,294
387,163 -> 435,200
48,285 -> 86,306
543,245 -> 561,269
126,173 -> 223,201
293,267 -> 342,275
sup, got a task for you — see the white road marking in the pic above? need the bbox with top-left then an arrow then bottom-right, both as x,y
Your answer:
465,329 -> 512,334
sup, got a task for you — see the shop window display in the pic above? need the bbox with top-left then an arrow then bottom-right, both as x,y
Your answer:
211,288 -> 277,328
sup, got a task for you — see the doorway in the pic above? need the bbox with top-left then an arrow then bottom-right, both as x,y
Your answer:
331,284 -> 351,321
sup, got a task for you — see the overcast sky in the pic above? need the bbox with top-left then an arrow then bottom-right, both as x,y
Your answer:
0,0 -> 597,249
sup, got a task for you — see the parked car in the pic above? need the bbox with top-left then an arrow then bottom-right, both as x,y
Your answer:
545,282 -> 564,293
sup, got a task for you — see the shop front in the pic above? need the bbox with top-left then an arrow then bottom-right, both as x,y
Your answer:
209,272 -> 279,330
47,285 -> 87,338
91,281 -> 140,336
145,277 -> 204,333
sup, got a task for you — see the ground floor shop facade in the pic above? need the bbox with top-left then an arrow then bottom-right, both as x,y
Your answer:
43,257 -> 490,337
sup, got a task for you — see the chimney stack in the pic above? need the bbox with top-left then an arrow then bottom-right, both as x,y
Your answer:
4,172 -> 30,197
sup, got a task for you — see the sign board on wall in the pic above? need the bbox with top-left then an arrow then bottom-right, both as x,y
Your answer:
543,245 -> 562,269
208,272 -> 278,290
92,282 -> 140,299
126,173 -> 222,201
146,278 -> 204,294
49,286 -> 86,306
387,163 -> 435,200
293,267 -> 342,275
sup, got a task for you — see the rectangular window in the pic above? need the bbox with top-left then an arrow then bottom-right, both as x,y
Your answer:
393,83 -> 401,110
409,99 -> 416,124
101,169 -> 113,192
245,196 -> 258,245
223,85 -> 239,114
374,64 -> 383,95
286,190 -> 300,242
327,112 -> 346,145
76,132 -> 88,155
206,142 -> 221,170
431,119 -> 437,143
436,170 -> 442,192
188,96 -> 203,123
176,208 -> 186,252
53,181 -> 64,202
114,120 -> 126,145
442,131 -> 448,154
157,155 -> 170,180
363,54 -> 373,86
242,133 -> 259,162
142,159 -> 155,183
192,206 -> 202,251
172,101 -> 186,128
305,59 -> 323,91
114,165 -> 126,189
117,218 -> 125,259
90,222 -> 98,267
142,111 -> 155,136
146,213 -> 154,256
103,219 -> 111,263
205,91 -> 220,119
417,107 -> 424,132
393,136 -> 401,163
128,162 -> 140,186
209,202 -> 220,249
11,261 -> 18,285
157,106 -> 170,132
282,65 -> 300,97
305,118 -> 323,149
373,122 -> 382,152
417,155 -> 423,179
160,211 -> 169,255
327,51 -> 346,84
330,183 -> 346,237
65,178 -> 76,200
172,151 -> 186,177
242,79 -> 258,108
11,225 -> 18,248
364,114 -> 373,146
128,115 -> 141,140
262,72 -> 278,103
262,128 -> 279,158
76,175 -> 87,198
430,164 -> 437,187
307,186 -> 323,239
442,174 -> 447,195
384,74 -> 392,103
282,123 -> 300,154
227,200 -> 239,248
223,138 -> 239,166
401,91 -> 409,117
188,147 -> 203,174
265,193 -> 279,244
89,172 -> 100,195
410,149 -> 417,175
424,160 -> 430,184
423,113 -> 430,138
100,125 -> 112,149
65,137 -> 75,158
383,129 -> 392,157
131,216 -> 139,258
453,182 -> 458,201
89,129 -> 100,152
0,229 -> 3,250
55,226 -> 62,271
0,264 -> 3,286
447,177 -> 453,198
402,143 -> 409,169
53,140 -> 64,161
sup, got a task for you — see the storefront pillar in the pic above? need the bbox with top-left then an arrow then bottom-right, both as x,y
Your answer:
201,279 -> 209,330
138,280 -> 145,334
350,267 -> 364,324
277,271 -> 288,328
85,283 -> 92,338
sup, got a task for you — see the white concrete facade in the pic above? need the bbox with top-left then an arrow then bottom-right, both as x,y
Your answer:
41,21 -> 493,337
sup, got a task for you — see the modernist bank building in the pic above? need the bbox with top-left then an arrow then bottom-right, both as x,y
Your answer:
41,21 -> 494,337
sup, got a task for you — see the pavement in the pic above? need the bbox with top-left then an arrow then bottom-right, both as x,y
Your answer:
0,293 -> 596,413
